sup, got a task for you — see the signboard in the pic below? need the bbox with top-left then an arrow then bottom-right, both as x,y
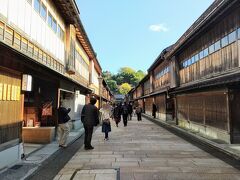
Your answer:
42,101 -> 53,116
22,74 -> 32,91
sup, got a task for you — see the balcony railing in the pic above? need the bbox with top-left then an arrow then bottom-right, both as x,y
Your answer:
0,20 -> 64,74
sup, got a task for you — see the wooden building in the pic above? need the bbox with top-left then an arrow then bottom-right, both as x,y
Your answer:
0,0 -> 110,169
129,0 -> 240,144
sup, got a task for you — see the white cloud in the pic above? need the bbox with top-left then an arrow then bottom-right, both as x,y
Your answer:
149,24 -> 169,32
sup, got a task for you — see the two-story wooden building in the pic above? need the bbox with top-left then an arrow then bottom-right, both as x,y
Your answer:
129,0 -> 240,144
0,0 -> 111,169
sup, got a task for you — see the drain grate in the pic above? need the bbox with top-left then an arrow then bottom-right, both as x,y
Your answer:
10,165 -> 23,170
70,168 -> 120,180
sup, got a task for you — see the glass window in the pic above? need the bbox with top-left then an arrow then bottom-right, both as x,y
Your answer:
199,50 -> 204,59
194,54 -> 199,62
214,40 -> 221,51
57,25 -> 61,36
221,35 -> 228,47
203,48 -> 209,57
57,25 -> 64,41
238,28 -> 240,39
48,13 -> 52,27
34,0 -> 40,12
228,31 -> 236,44
183,61 -> 187,68
209,44 -> 215,54
191,56 -> 195,64
52,18 -> 57,32
40,3 -> 47,20
187,59 -> 191,66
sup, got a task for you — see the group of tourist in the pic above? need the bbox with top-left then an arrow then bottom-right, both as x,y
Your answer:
57,97 -> 144,150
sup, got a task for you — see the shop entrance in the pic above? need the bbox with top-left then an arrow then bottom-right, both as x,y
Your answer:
22,76 -> 58,145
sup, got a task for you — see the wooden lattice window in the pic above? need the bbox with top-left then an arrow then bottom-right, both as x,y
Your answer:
13,32 -> 21,49
5,26 -> 13,45
0,21 -> 4,40
21,37 -> 28,53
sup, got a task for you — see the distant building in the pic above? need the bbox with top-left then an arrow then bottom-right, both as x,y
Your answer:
114,94 -> 125,103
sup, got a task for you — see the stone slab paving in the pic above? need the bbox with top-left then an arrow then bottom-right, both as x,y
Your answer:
55,117 -> 240,180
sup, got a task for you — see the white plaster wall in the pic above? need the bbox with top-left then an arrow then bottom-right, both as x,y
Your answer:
0,0 -> 65,63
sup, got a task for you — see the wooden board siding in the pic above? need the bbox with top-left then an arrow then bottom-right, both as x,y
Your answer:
144,97 -> 153,115
177,91 -> 228,131
144,79 -> 150,95
178,6 -> 240,85
230,89 -> 240,143
136,86 -> 143,98
154,73 -> 170,91
155,94 -> 166,120
0,67 -> 22,145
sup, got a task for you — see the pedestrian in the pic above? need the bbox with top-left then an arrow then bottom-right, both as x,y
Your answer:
122,102 -> 129,127
113,103 -> 121,126
113,103 -> 122,127
57,101 -> 71,148
152,103 -> 157,119
100,104 -> 112,141
128,102 -> 133,120
81,97 -> 99,150
136,105 -> 142,121
133,105 -> 136,117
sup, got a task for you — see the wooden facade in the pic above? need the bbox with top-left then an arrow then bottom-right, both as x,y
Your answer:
178,6 -> 240,85
0,0 -> 110,169
0,67 -> 22,145
129,0 -> 240,143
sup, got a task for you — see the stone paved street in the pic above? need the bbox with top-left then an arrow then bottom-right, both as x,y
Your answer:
54,116 -> 240,180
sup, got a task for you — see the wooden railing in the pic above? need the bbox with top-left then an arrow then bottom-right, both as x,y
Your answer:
0,122 -> 22,144
0,20 -> 92,89
0,20 -> 65,75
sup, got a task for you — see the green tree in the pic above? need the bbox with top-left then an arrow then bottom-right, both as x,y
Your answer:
106,79 -> 118,93
118,83 -> 132,95
102,71 -> 112,80
117,67 -> 136,84
102,67 -> 146,94
133,70 -> 146,85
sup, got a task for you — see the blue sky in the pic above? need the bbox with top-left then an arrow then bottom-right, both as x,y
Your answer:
76,0 -> 214,73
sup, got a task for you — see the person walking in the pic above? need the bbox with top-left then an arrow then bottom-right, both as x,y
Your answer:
57,101 -> 71,148
136,105 -> 142,121
100,104 -> 111,141
113,103 -> 122,127
152,103 -> 157,119
81,97 -> 99,150
122,102 -> 129,127
128,102 -> 133,120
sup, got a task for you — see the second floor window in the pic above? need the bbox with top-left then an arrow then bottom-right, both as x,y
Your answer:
34,0 -> 40,12
40,3 -> 47,20
52,19 -> 57,33
48,13 -> 52,27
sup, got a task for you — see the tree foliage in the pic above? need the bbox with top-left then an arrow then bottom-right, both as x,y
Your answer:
102,67 -> 146,94
118,83 -> 132,95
